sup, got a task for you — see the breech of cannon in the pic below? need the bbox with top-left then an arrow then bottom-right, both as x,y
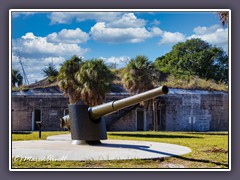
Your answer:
66,85 -> 168,145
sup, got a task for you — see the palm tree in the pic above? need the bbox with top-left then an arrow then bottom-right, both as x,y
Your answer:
12,69 -> 23,87
75,59 -> 113,106
121,55 -> 159,130
57,55 -> 83,104
217,11 -> 229,26
42,62 -> 59,83
122,55 -> 157,94
42,62 -> 59,77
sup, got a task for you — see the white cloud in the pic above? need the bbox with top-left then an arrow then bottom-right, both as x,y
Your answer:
12,12 -> 41,18
49,12 -> 123,24
149,27 -> 163,36
90,22 -> 162,43
188,24 -> 228,52
47,28 -> 89,44
13,32 -> 88,58
159,31 -> 186,45
157,24 -> 228,52
100,56 -> 131,68
12,32 -> 89,84
193,24 -> 221,35
12,56 -> 66,83
150,19 -> 161,26
49,12 -> 147,28
21,32 -> 35,39
107,13 -> 146,28
90,22 -> 149,43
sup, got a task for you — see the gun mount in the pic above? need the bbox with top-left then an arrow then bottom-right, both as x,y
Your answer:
62,86 -> 168,145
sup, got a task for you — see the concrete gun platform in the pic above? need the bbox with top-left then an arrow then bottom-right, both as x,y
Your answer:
12,134 -> 191,161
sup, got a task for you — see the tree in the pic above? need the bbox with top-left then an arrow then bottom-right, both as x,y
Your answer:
75,59 -> 113,106
42,62 -> 59,78
122,55 -> 159,130
57,55 -> 83,104
12,69 -> 23,87
217,11 -> 229,26
122,55 -> 158,94
155,38 -> 228,83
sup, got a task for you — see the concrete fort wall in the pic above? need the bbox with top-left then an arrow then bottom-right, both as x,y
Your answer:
12,95 -> 69,131
104,93 -> 229,132
11,93 -> 229,132
161,94 -> 229,132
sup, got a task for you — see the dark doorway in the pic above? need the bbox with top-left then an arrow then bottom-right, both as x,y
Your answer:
158,107 -> 166,131
34,109 -> 41,130
64,108 -> 69,116
137,110 -> 144,131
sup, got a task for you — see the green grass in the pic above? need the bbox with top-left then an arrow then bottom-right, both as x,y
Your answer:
11,131 -> 229,169
12,131 -> 69,141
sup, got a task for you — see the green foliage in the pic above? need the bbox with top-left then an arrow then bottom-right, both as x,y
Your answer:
155,38 -> 228,83
75,59 -> 113,106
42,62 -> 59,78
57,55 -> 83,104
58,56 -> 113,106
122,55 -> 158,94
12,69 -> 23,87
217,11 -> 229,26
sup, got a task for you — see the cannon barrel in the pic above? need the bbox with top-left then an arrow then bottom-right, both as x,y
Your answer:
88,85 -> 168,121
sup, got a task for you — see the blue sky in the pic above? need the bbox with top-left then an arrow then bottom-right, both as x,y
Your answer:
11,10 -> 229,84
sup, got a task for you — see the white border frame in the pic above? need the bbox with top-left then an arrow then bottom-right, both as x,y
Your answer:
9,9 -> 231,172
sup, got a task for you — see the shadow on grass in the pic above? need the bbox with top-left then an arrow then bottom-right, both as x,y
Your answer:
185,132 -> 228,136
99,142 -> 186,159
108,133 -> 202,139
99,142 -> 228,168
172,156 -> 229,168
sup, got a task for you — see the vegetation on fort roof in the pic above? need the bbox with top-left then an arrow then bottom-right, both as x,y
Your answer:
161,75 -> 228,92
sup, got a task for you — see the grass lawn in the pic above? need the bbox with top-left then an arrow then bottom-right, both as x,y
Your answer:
11,131 -> 229,169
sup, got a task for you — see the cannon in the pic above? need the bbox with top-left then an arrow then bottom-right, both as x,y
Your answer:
62,85 -> 168,145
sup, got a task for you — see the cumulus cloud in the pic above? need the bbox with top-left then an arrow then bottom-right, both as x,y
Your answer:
149,27 -> 163,36
49,12 -> 147,28
47,28 -> 89,44
12,32 -> 89,83
12,56 -> 66,83
90,22 -> 147,43
193,24 -> 221,35
107,13 -> 146,28
49,12 -> 123,24
100,56 -> 131,68
159,31 -> 186,45
100,56 -> 131,66
188,24 -> 228,52
150,19 -> 161,26
90,22 -> 163,43
12,12 -> 42,18
12,32 -> 88,58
